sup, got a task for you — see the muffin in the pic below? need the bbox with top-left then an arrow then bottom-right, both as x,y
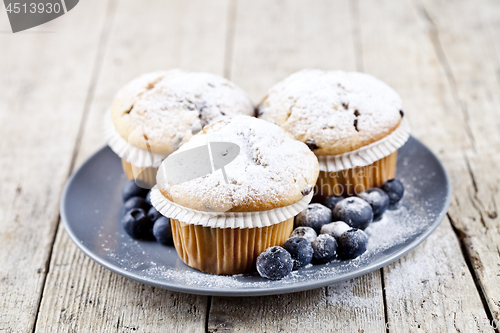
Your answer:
257,69 -> 410,198
151,116 -> 319,275
104,69 -> 254,188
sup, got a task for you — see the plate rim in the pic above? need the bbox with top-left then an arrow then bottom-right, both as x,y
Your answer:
61,136 -> 451,296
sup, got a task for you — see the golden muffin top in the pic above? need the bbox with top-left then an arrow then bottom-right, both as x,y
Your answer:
111,69 -> 254,155
257,69 -> 403,155
157,116 -> 319,212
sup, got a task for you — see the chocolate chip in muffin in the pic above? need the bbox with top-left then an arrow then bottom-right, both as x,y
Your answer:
305,140 -> 319,150
301,185 -> 313,196
354,109 -> 360,117
124,105 -> 134,115
354,119 -> 359,132
399,109 -> 404,118
342,102 -> 349,109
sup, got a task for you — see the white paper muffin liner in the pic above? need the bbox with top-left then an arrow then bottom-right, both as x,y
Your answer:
150,185 -> 313,229
103,112 -> 168,168
317,118 -> 410,172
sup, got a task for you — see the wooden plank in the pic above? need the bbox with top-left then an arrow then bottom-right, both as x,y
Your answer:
209,273 -> 385,333
418,0 -> 500,323
384,218 -> 494,332
33,0 -> 229,332
229,0 -> 358,100
0,1 -> 110,332
356,0 -> 496,330
208,1 -> 387,332
34,221 -> 209,333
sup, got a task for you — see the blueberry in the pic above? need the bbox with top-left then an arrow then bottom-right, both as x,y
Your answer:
123,196 -> 151,213
332,197 -> 373,230
122,208 -> 154,240
290,226 -> 317,243
282,237 -> 313,269
320,221 -> 352,241
145,190 -> 152,205
148,206 -> 163,222
153,216 -> 173,245
337,228 -> 368,259
295,203 -> 332,233
381,179 -> 404,206
357,188 -> 389,219
323,195 -> 344,211
122,180 -> 149,202
256,246 -> 293,280
311,234 -> 337,264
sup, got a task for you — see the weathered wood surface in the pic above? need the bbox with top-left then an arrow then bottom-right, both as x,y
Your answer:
33,0 -> 228,332
208,1 -> 387,332
0,1 -> 109,332
357,0 -> 495,331
419,0 -> 500,325
0,0 -> 499,332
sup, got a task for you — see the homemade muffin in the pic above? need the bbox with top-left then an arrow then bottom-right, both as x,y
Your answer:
152,115 -> 319,275
257,69 -> 409,197
105,69 -> 254,188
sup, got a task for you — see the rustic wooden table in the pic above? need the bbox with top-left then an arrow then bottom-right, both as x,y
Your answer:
1,0 -> 499,332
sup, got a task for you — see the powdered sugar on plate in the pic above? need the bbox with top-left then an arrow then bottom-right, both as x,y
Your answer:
64,136 -> 449,295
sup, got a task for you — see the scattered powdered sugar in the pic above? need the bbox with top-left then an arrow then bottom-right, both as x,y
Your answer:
320,221 -> 352,240
295,203 -> 332,232
95,148 -> 445,292
160,116 -> 319,211
112,69 -> 254,155
258,69 -> 402,155
97,188 -> 436,291
290,226 -> 318,243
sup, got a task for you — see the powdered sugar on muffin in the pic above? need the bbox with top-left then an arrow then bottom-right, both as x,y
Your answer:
157,116 -> 319,212
111,69 -> 254,155
257,69 -> 402,155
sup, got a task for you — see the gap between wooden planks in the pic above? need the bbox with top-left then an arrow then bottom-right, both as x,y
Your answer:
0,1 -> 109,332
33,0 -> 229,332
17,0 -> 500,332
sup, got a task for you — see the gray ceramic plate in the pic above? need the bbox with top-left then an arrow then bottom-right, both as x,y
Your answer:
61,136 -> 450,296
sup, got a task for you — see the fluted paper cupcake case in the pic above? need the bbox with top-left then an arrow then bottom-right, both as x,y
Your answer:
317,118 -> 410,173
150,186 -> 314,229
103,112 -> 167,168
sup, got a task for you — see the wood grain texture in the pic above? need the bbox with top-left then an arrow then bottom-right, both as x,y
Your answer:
229,0 -> 357,100
356,0 -> 495,331
208,273 -> 385,333
1,0 -> 499,331
208,1 -> 387,332
33,0 -> 229,332
0,1 -> 109,332
418,0 -> 500,323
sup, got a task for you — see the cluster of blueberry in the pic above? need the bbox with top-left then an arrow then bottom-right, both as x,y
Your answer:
120,181 -> 173,245
256,179 -> 404,280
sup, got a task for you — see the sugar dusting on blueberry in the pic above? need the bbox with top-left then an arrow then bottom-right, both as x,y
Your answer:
282,237 -> 314,269
337,228 -> 368,259
332,197 -> 373,230
311,234 -> 337,264
295,203 -> 332,233
381,179 -> 405,206
357,188 -> 389,220
256,246 -> 293,280
290,226 -> 317,243
323,195 -> 344,211
320,221 -> 352,241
